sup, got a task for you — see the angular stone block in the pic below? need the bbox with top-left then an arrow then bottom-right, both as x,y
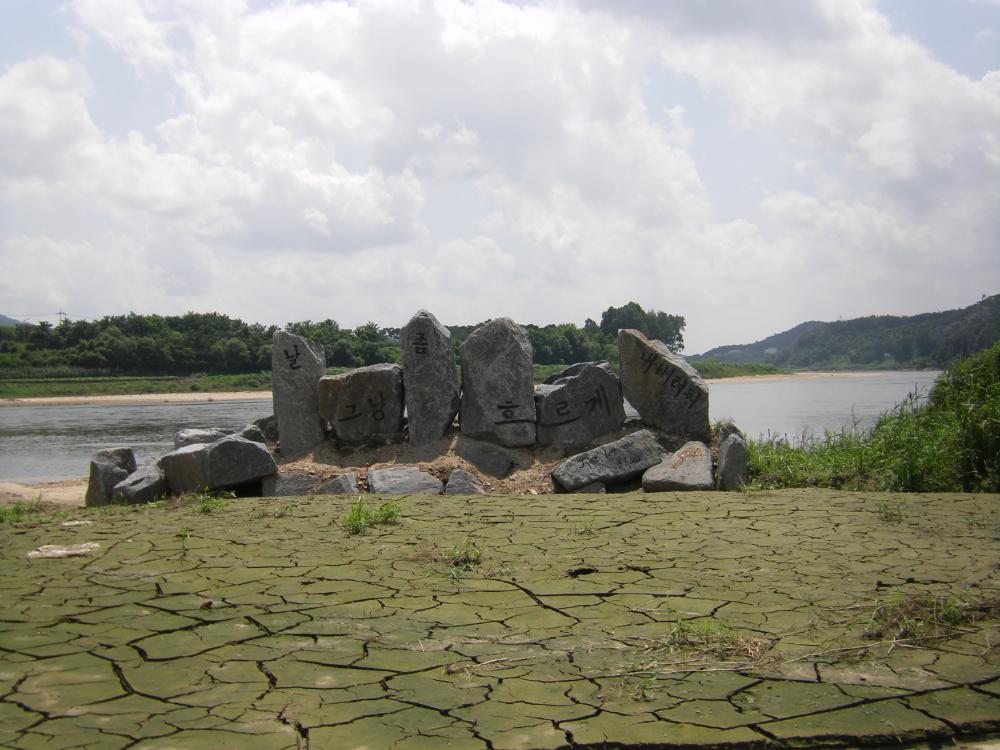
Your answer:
456,437 -> 516,477
535,362 -> 625,452
319,364 -> 404,445
112,466 -> 167,505
551,429 -> 667,492
368,467 -> 442,495
618,329 -> 710,444
161,436 -> 277,494
643,441 -> 714,492
459,318 -> 536,448
262,472 -> 318,497
85,447 -> 137,507
401,309 -> 460,446
316,473 -> 359,495
717,434 -> 750,491
160,443 -> 210,495
444,468 -> 485,495
272,330 -> 326,458
174,428 -> 231,450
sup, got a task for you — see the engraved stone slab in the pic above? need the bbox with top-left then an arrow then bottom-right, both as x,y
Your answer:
535,362 -> 625,452
618,329 -> 710,444
642,441 -> 714,492
551,429 -> 667,491
401,310 -> 460,446
318,364 -> 404,445
717,434 -> 750,491
459,318 -> 535,447
272,330 -> 326,458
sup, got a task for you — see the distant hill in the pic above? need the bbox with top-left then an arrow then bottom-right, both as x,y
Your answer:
0,314 -> 24,328
693,294 -> 1000,370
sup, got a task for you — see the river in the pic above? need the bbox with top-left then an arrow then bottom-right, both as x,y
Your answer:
0,370 -> 942,483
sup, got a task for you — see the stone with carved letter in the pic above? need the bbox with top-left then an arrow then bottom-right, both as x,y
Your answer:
271,330 -> 326,458
401,310 -> 460,446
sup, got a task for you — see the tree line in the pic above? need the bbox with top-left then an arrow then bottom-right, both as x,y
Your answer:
0,303 -> 684,377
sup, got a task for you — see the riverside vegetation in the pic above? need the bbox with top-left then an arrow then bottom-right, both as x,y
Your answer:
748,340 -> 1000,492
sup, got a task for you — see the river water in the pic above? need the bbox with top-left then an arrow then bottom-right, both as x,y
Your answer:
0,370 -> 942,483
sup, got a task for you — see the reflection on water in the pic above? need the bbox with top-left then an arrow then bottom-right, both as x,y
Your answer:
708,370 -> 942,442
0,399 -> 272,483
0,371 -> 944,483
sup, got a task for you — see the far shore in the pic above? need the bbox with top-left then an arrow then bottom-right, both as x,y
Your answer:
0,369 -> 935,407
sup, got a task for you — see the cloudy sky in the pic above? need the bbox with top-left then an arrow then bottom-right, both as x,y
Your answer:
1,0 -> 998,354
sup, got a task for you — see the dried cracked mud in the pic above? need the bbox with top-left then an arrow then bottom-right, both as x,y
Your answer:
1,489 -> 998,749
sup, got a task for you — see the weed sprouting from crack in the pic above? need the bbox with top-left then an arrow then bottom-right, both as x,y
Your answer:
874,499 -> 904,523
342,495 -> 400,535
864,591 -> 998,640
443,539 -> 482,579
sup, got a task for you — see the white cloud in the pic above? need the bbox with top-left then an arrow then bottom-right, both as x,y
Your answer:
0,0 -> 997,353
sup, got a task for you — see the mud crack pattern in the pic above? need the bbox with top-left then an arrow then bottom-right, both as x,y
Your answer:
1,489 -> 998,749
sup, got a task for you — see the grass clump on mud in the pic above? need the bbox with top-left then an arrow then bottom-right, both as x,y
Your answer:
748,341 -> 1000,492
342,495 -> 400,535
864,592 -> 997,641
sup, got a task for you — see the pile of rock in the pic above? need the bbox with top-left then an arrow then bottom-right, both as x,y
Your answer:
87,309 -> 750,505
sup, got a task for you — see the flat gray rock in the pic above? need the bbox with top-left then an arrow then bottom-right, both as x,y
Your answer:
85,447 -> 137,507
717,434 -> 750,491
643,441 -> 714,492
368,466 -> 443,495
459,318 -> 536,447
112,466 -> 166,505
551,429 -> 667,492
456,437 -> 516,477
316,472 -> 359,495
444,468 -> 485,495
262,472 -> 318,497
535,362 -> 625,452
161,436 -> 277,494
272,330 -> 326,458
319,364 -> 404,445
401,310 -> 460,446
174,428 -> 231,449
618,329 -> 710,445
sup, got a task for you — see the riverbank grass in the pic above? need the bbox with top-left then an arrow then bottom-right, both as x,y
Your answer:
748,342 -> 1000,492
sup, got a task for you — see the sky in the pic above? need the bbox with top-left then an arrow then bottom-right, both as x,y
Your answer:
1,0 -> 998,355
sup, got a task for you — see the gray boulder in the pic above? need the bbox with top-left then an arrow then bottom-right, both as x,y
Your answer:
161,436 -> 277,494
551,429 -> 667,492
459,318 -> 535,447
715,417 -> 743,445
319,364 -> 404,445
85,447 -> 138,507
574,481 -> 606,494
262,472 -> 318,497
542,362 -> 604,385
112,465 -> 167,505
254,415 -> 279,443
535,362 -> 625,452
401,310 -> 460,446
316,473 -> 359,495
456,437 -> 516,477
643,441 -> 714,492
618,329 -> 710,444
368,466 -> 443,495
237,424 -> 267,444
272,330 -> 326,458
174,428 -> 231,449
717,434 -> 750,491
444,468 -> 485,495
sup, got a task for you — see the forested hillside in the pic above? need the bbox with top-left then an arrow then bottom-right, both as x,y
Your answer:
0,303 -> 683,377
695,294 -> 1000,370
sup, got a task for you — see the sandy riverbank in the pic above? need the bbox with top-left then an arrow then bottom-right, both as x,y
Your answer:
0,391 -> 271,407
1,371 -> 927,406
0,478 -> 87,507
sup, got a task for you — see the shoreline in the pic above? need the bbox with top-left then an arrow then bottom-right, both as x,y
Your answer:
0,370 -> 939,406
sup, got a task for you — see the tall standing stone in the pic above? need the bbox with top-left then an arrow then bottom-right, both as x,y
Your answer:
459,318 -> 536,447
400,310 -> 460,446
535,362 -> 626,452
272,330 -> 326,458
618,329 -> 710,444
85,447 -> 138,507
318,364 -> 405,445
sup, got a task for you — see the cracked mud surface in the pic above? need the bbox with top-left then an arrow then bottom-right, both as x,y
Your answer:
1,489 -> 998,749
